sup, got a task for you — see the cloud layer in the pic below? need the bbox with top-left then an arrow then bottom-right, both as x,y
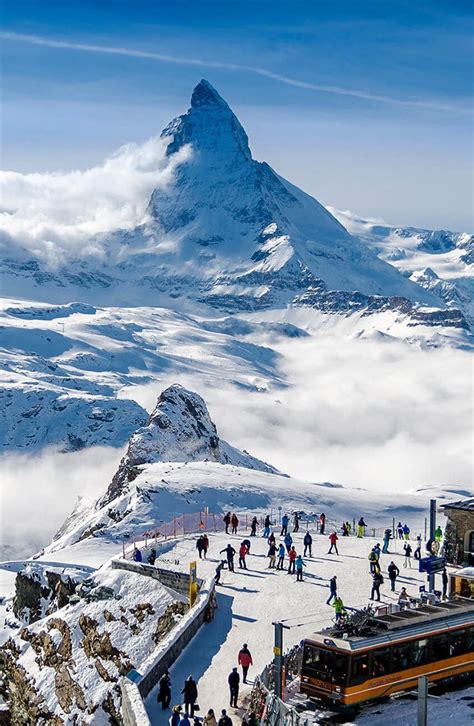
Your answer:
0,136 -> 189,267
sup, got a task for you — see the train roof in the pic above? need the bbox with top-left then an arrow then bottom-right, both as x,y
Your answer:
306,599 -> 474,652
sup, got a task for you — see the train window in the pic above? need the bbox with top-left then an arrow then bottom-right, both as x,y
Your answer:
371,648 -> 391,677
302,646 -> 337,683
350,653 -> 369,685
392,643 -> 411,671
431,633 -> 449,661
450,630 -> 466,656
468,627 -> 474,651
412,639 -> 429,667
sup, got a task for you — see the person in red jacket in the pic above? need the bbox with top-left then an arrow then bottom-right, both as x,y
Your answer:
328,531 -> 339,555
238,643 -> 253,683
238,542 -> 248,569
287,546 -> 297,574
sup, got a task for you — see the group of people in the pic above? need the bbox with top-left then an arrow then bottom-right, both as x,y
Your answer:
159,645 -> 254,724
223,512 -> 239,535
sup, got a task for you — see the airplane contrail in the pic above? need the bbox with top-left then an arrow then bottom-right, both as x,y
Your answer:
0,31 -> 469,114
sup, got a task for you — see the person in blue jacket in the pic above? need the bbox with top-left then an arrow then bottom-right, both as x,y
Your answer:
276,543 -> 285,570
326,575 -> 337,605
133,546 -> 142,562
284,532 -> 293,553
295,555 -> 306,581
280,513 -> 289,536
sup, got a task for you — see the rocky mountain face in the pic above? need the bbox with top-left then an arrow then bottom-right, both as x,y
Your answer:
100,384 -> 277,507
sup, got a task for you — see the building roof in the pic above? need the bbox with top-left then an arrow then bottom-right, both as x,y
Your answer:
441,497 -> 474,511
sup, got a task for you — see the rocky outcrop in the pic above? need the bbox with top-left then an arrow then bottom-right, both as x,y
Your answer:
13,567 -> 81,624
100,384 -> 277,506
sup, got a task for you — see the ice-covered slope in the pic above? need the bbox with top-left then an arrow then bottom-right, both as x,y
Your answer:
101,383 -> 277,505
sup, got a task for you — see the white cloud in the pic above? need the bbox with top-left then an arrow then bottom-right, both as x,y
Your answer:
0,136 -> 190,267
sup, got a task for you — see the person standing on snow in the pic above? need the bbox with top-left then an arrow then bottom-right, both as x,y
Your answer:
218,709 -> 233,726
220,544 -> 236,572
326,575 -> 338,605
435,525 -> 443,542
280,513 -> 289,536
148,548 -> 157,565
295,555 -> 305,581
238,643 -> 253,683
293,512 -> 300,532
238,542 -> 248,569
396,521 -> 403,539
133,546 -> 142,562
242,538 -> 251,553
202,534 -> 209,558
382,528 -> 392,553
223,512 -> 231,534
277,543 -> 285,570
250,516 -> 258,536
368,547 -> 379,574
328,531 -> 339,555
196,536 -> 205,559
203,709 -> 218,726
403,542 -> 412,568
319,512 -> 326,535
303,531 -> 312,557
284,532 -> 293,553
370,570 -> 384,601
357,517 -> 366,538
388,561 -> 400,591
215,560 -> 224,585
263,514 -> 271,538
181,676 -> 198,717
231,513 -> 239,534
288,546 -> 297,574
157,671 -> 171,710
267,542 -> 277,568
331,595 -> 345,622
228,667 -> 240,708
403,523 -> 410,540
414,539 -> 422,560
442,568 -> 448,600
267,531 -> 276,547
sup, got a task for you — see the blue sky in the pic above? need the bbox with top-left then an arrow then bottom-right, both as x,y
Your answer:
1,0 -> 472,229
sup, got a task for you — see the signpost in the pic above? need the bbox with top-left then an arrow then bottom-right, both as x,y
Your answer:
419,556 -> 445,575
189,561 -> 198,606
272,621 -> 290,699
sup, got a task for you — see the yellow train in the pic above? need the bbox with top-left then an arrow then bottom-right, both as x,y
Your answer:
300,598 -> 474,706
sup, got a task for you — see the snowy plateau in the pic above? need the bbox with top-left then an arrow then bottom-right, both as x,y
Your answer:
0,80 -> 473,724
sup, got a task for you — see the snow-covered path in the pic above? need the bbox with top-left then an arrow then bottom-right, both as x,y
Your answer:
144,528 -> 431,724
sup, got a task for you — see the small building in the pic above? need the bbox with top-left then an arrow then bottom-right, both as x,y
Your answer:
441,498 -> 474,566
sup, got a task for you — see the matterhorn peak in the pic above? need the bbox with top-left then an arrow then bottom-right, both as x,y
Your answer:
190,79 -> 230,109
100,384 -> 277,506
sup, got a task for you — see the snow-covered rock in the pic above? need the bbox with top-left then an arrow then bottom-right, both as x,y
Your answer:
101,383 -> 277,506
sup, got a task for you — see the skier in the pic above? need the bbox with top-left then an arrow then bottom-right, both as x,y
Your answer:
319,512 -> 326,535
181,676 -> 198,717
250,516 -> 258,536
328,531 -> 339,555
387,561 -> 400,591
331,595 -> 345,622
357,517 -> 366,538
368,547 -> 379,574
238,542 -> 248,569
223,512 -> 231,534
220,544 -> 236,572
295,555 -> 305,581
280,513 -> 289,536
238,643 -> 253,683
196,536 -> 205,559
231,513 -> 239,535
202,534 -> 209,558
403,523 -> 410,540
284,532 -> 293,553
267,542 -> 277,568
326,575 -> 337,605
288,546 -> 297,574
263,514 -> 271,538
435,525 -> 443,542
216,559 -> 227,585
133,546 -> 142,562
218,710 -> 233,726
203,709 -> 218,726
293,512 -> 300,532
157,671 -> 171,710
276,543 -> 285,570
370,570 -> 384,602
382,528 -> 391,553
148,548 -> 157,566
169,705 -> 182,726
228,667 -> 240,708
403,542 -> 412,568
303,531 -> 312,557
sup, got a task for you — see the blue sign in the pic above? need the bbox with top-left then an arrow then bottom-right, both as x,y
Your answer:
419,556 -> 445,574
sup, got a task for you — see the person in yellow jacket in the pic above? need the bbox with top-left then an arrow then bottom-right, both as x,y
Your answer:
331,596 -> 346,622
